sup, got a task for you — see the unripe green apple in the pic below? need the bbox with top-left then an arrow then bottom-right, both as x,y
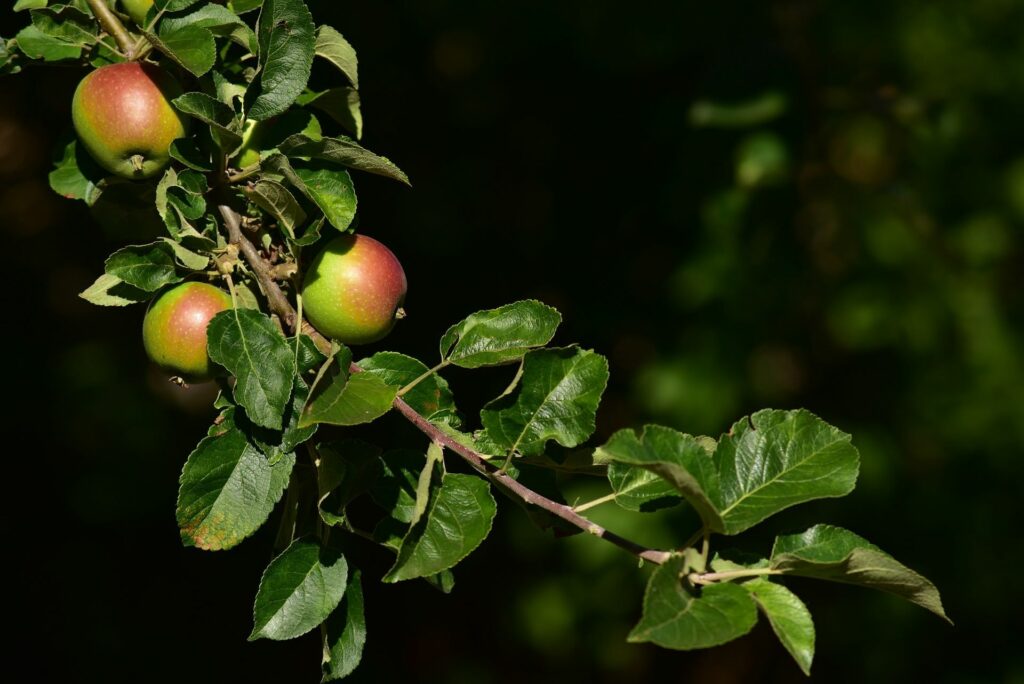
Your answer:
120,0 -> 153,27
302,234 -> 407,345
72,62 -> 188,180
233,110 -> 323,169
142,282 -> 233,381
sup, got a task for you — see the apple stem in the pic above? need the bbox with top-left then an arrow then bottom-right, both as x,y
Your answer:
218,199 -> 674,567
86,0 -> 137,58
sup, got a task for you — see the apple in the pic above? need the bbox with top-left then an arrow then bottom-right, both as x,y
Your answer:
302,234 -> 407,344
142,282 -> 233,381
72,62 -> 188,179
120,0 -> 153,27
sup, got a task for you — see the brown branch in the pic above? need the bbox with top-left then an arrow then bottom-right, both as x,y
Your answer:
219,200 -> 671,566
387,390 -> 672,565
86,0 -> 136,57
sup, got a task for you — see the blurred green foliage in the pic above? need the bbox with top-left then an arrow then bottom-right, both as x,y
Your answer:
3,0 -> 1023,682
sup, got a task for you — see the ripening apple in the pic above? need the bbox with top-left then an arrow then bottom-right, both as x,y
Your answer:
302,234 -> 407,344
120,0 -> 153,27
142,282 -> 233,381
72,62 -> 188,179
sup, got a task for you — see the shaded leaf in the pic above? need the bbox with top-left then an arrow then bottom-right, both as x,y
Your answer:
250,539 -> 348,641
357,352 -> 458,424
160,3 -> 257,53
299,87 -> 362,139
172,92 -> 243,152
15,25 -> 81,60
322,570 -> 366,682
245,179 -> 307,237
299,363 -> 396,428
607,461 -> 682,512
169,138 -> 213,171
315,25 -> 358,87
145,24 -> 217,77
262,154 -> 357,232
440,300 -> 561,368
317,439 -> 382,526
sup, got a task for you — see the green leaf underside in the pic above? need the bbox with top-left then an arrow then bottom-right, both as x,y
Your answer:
279,134 -> 409,185
79,273 -> 148,306
322,570 -> 366,682
368,449 -> 422,524
628,555 -> 758,649
104,242 -> 180,292
207,309 -> 294,430
299,87 -> 362,139
300,363 -> 397,427
607,461 -> 682,512
160,4 -> 258,53
249,0 -> 316,120
384,473 -> 496,583
480,347 -> 609,457
744,578 -> 815,675
172,92 -> 242,152
439,300 -> 561,368
770,524 -> 949,622
15,25 -> 81,60
315,25 -> 358,87
176,423 -> 294,551
715,410 -> 860,534
357,352 -> 457,422
169,138 -> 212,171
29,6 -> 96,48
250,539 -> 349,641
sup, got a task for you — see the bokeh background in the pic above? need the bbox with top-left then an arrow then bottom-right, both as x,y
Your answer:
4,1 -> 1022,681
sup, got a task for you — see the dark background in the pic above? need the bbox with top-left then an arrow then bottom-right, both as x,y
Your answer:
3,1 -> 1022,682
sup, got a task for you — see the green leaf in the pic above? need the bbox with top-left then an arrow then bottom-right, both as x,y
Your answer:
607,462 -> 682,512
48,138 -> 101,202
627,555 -> 758,649
299,370 -> 397,428
279,134 -> 409,185
714,409 -> 859,534
245,179 -> 307,237
383,472 -> 497,583
261,154 -> 357,232
594,425 -> 724,531
14,0 -> 48,11
169,138 -> 213,171
228,0 -> 262,12
15,25 -> 81,60
357,352 -> 458,424
315,25 -> 358,87
299,87 -> 362,139
176,421 -> 295,550
104,242 -> 181,292
770,524 -> 949,622
322,570 -> 366,682
160,3 -> 258,53
29,6 -> 97,48
79,273 -> 149,307
155,167 -> 209,238
207,309 -> 295,430
250,538 -> 349,641
172,92 -> 243,152
742,578 -> 815,676
160,237 -> 209,270
155,0 -> 204,11
440,300 -> 561,368
145,24 -> 217,77
368,449 -> 423,527
479,347 -> 608,457
248,0 -> 315,120
317,439 -> 382,526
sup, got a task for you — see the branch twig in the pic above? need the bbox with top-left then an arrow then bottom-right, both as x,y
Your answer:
86,0 -> 136,58
219,200 -> 672,566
